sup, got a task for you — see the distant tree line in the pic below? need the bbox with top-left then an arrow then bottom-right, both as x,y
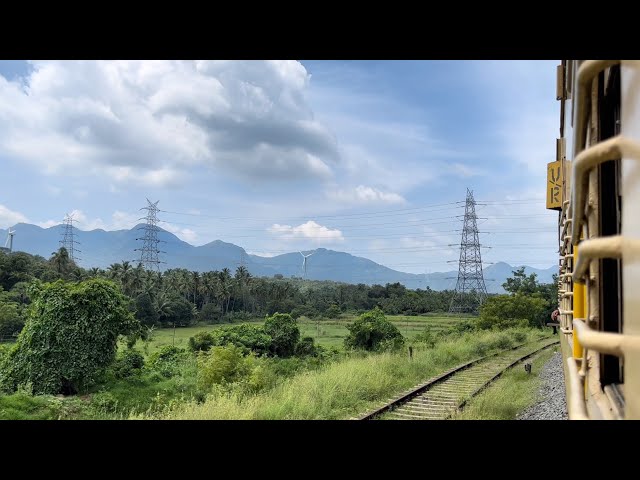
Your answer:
0,248 -> 557,339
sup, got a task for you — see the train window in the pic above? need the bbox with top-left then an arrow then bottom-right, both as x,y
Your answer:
597,65 -> 623,387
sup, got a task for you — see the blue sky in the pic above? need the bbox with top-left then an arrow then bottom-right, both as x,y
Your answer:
0,60 -> 559,279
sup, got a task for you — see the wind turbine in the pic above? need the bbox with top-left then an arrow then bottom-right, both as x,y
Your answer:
299,250 -> 316,279
3,228 -> 15,253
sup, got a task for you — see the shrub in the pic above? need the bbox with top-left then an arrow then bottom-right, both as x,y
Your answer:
295,336 -> 318,357
91,391 -> 119,412
413,327 -> 436,348
188,331 -> 215,352
147,345 -> 188,378
344,307 -> 404,352
197,345 -> 253,390
263,313 -> 300,358
223,311 -> 253,323
512,331 -> 527,343
209,324 -> 271,356
112,350 -> 145,379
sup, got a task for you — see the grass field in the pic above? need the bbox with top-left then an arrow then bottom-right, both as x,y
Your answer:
155,327 -> 551,420
131,313 -> 474,355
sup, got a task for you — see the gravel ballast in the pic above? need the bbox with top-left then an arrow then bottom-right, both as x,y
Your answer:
517,351 -> 568,420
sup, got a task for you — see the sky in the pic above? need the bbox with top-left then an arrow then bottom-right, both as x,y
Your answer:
0,60 -> 559,280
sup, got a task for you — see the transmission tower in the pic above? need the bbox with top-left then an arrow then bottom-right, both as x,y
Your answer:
449,188 -> 488,313
59,213 -> 81,263
134,199 -> 166,271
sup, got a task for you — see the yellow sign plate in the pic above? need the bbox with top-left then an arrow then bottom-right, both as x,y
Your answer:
547,161 -> 562,210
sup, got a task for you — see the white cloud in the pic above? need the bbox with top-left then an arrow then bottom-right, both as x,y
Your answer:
111,211 -> 139,230
269,220 -> 344,243
29,208 -> 200,244
0,204 -> 28,227
158,222 -> 198,243
327,185 -> 406,205
246,250 -> 278,258
36,220 -> 59,228
338,144 -> 436,193
0,61 -> 338,186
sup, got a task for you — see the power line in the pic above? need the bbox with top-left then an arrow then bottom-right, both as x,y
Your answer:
159,201 -> 467,221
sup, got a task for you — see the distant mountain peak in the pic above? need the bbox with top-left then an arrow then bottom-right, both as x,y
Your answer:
0,222 -> 556,292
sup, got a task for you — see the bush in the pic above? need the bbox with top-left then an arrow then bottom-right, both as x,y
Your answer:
290,305 -> 318,320
0,344 -> 9,362
295,336 -> 318,357
325,304 -> 341,319
91,391 -> 119,412
147,345 -> 188,378
200,303 -> 222,324
188,331 -> 215,352
223,311 -> 253,323
512,331 -> 527,343
112,350 -> 145,379
453,320 -> 476,334
344,307 -> 404,352
263,313 -> 300,358
209,324 -> 272,356
413,327 -> 436,348
198,345 -> 255,390
0,279 -> 139,395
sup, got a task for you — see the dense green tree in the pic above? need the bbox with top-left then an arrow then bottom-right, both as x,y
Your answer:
502,267 -> 539,296
1,248 -> 560,335
0,279 -> 139,395
344,307 -> 404,352
477,293 -> 547,329
206,323 -> 271,356
200,302 -> 222,324
263,312 -> 300,358
49,247 -> 73,279
162,296 -> 195,327
325,303 -> 341,319
134,292 -> 159,327
0,302 -> 23,338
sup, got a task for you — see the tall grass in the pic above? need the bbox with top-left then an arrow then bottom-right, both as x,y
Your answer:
451,347 -> 556,420
153,328 -> 550,420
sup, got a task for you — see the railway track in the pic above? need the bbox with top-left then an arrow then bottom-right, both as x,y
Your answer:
357,337 -> 559,420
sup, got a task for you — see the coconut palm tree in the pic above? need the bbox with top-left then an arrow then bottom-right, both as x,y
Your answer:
190,271 -> 201,307
50,247 -> 71,278
219,268 -> 232,315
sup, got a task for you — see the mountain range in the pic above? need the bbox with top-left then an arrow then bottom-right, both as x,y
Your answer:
0,223 -> 556,293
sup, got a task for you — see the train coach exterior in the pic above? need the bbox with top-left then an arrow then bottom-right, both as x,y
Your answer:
549,60 -> 640,419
